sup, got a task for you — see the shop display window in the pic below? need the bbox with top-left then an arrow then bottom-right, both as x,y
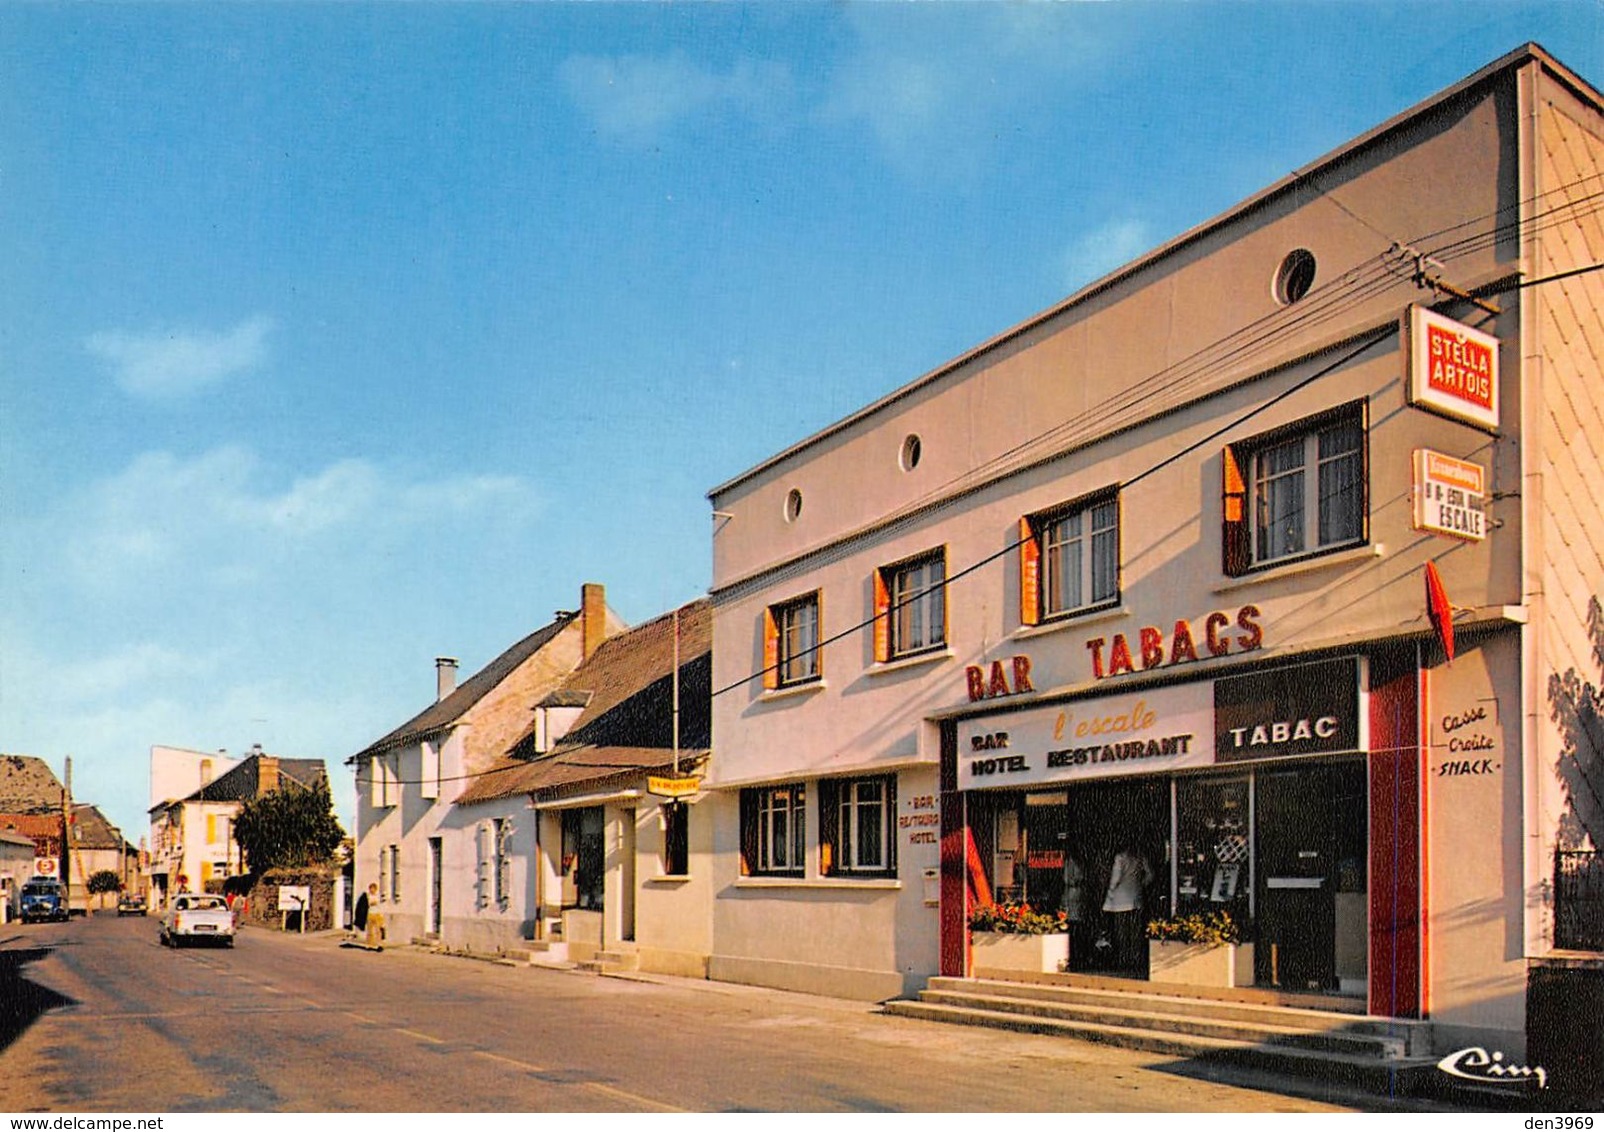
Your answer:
1175,775 -> 1251,921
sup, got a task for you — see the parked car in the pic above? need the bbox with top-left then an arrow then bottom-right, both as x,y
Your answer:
159,893 -> 234,947
19,877 -> 68,923
117,894 -> 148,916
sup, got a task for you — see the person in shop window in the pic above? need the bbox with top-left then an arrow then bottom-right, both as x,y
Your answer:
1062,851 -> 1088,969
1101,840 -> 1154,973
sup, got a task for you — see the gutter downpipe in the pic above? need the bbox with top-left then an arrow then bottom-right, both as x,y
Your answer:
1517,58 -> 1547,961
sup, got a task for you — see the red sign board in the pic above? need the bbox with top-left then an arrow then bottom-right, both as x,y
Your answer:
1407,306 -> 1500,430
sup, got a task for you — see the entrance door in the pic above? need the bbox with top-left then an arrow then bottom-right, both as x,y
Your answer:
427,837 -> 443,936
1067,778 -> 1169,976
562,807 -> 605,910
1255,761 -> 1365,992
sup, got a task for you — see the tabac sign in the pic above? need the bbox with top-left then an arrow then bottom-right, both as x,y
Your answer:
957,681 -> 1215,790
1413,449 -> 1487,542
1407,306 -> 1500,431
1214,657 -> 1364,763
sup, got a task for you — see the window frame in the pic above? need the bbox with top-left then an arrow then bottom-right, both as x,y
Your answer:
766,590 -> 822,689
1022,489 -> 1121,625
1224,401 -> 1368,575
876,548 -> 948,661
740,783 -> 807,877
820,774 -> 898,879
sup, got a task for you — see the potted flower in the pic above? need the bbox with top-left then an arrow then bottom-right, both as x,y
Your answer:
1145,909 -> 1255,987
968,902 -> 1071,975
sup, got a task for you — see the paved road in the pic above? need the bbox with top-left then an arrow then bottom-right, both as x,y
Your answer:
0,915 -> 1426,1113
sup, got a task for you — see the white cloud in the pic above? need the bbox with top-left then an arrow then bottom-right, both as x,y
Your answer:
559,52 -> 792,143
86,315 -> 274,397
1063,218 -> 1154,291
820,7 -> 1100,176
61,446 -> 541,587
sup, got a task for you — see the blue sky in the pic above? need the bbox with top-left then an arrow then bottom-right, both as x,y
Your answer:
3,3 -> 1601,842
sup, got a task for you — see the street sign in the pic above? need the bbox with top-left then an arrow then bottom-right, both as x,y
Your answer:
647,776 -> 701,798
1413,449 -> 1487,542
32,857 -> 57,876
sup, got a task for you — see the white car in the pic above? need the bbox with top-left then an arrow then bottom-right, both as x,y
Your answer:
160,894 -> 235,948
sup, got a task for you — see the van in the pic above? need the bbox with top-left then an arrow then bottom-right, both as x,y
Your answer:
20,877 -> 68,923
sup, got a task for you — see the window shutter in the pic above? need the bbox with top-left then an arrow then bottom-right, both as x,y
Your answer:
1018,517 -> 1040,626
762,607 -> 779,690
813,591 -> 824,679
872,569 -> 891,662
1222,446 -> 1250,576
818,780 -> 839,876
738,790 -> 757,876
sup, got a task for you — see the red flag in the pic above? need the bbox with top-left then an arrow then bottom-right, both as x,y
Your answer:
1425,561 -> 1455,662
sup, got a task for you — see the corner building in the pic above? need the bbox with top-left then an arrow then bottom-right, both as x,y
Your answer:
705,44 -> 1604,1058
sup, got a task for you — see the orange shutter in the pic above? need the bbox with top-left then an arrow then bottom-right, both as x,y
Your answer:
1019,517 -> 1040,626
872,569 -> 891,662
762,606 -> 779,690
1222,446 -> 1250,576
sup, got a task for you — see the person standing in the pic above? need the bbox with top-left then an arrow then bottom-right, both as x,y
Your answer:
1101,841 -> 1153,974
353,882 -> 372,942
1062,850 -> 1087,971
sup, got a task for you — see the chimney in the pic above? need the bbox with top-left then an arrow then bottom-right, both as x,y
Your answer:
436,657 -> 459,701
581,582 -> 607,660
258,756 -> 280,795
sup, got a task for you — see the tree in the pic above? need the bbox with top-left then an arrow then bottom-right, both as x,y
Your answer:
233,775 -> 346,872
87,869 -> 122,910
87,869 -> 122,895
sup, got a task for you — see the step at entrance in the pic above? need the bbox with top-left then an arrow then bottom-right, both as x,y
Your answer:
884,977 -> 1435,1095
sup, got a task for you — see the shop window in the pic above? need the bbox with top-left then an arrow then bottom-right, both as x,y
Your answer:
819,775 -> 897,877
1174,777 -> 1250,922
1019,491 -> 1119,625
739,783 -> 806,876
763,591 -> 821,689
1223,402 -> 1366,574
874,549 -> 947,660
662,801 -> 689,876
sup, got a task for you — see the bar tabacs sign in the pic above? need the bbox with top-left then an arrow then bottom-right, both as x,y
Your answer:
1413,449 -> 1486,541
1407,306 -> 1500,431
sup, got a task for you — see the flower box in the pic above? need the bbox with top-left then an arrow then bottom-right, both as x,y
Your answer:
972,931 -> 1070,974
1148,940 -> 1255,987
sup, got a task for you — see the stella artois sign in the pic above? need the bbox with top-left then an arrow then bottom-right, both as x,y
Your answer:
1407,306 -> 1500,431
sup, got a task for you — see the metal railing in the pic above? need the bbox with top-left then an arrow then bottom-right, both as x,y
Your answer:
1555,849 -> 1604,952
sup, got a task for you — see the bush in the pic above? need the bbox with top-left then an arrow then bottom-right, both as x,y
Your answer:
1145,909 -> 1248,945
968,902 -> 1069,935
86,870 -> 122,895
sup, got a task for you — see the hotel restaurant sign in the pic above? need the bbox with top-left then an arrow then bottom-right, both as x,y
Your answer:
956,658 -> 1362,790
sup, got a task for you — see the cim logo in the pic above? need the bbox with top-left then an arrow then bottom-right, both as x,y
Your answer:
1437,1047 -> 1546,1090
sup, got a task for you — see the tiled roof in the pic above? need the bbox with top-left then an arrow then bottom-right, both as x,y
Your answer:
0,830 -> 34,849
69,804 -> 128,849
457,599 -> 711,805
0,755 -> 65,813
349,613 -> 576,764
186,755 -> 327,803
0,813 -> 64,842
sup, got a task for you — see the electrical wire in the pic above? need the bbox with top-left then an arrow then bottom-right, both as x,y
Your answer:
358,173 -> 1604,785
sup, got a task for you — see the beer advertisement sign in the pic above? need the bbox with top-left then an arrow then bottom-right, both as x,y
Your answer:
1407,305 -> 1500,431
1413,449 -> 1487,542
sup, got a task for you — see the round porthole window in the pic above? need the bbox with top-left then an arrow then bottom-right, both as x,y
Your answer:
1274,248 -> 1317,305
784,488 -> 803,523
900,434 -> 922,472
